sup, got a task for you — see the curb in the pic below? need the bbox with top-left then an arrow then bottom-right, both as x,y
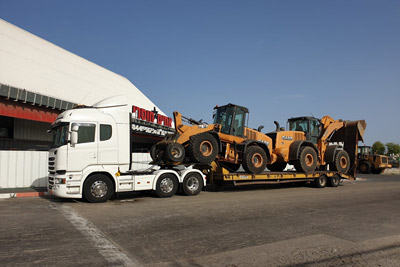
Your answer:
0,191 -> 51,199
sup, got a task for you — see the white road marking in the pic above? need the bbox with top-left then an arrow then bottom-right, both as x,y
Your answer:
56,204 -> 138,267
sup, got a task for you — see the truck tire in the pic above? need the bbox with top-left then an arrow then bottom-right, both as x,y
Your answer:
314,174 -> 327,188
164,143 -> 185,162
294,146 -> 317,173
155,174 -> 178,198
182,173 -> 203,196
189,133 -> 218,164
83,174 -> 114,203
242,146 -> 267,174
330,150 -> 350,173
359,161 -> 371,174
327,174 -> 340,187
267,162 -> 287,172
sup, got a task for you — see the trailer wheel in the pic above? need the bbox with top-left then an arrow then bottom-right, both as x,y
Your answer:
189,133 -> 218,164
330,150 -> 350,173
359,161 -> 371,174
164,143 -> 185,162
328,174 -> 340,187
294,146 -> 318,173
314,175 -> 327,188
242,146 -> 267,174
182,173 -> 203,196
155,174 -> 178,198
267,162 -> 287,172
83,174 -> 114,203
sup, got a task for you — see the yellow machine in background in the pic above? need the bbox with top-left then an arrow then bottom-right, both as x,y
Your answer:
357,146 -> 391,174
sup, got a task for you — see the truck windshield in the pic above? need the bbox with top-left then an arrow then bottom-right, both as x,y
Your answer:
50,122 -> 69,148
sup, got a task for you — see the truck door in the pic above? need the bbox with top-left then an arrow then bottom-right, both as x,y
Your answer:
67,123 -> 98,171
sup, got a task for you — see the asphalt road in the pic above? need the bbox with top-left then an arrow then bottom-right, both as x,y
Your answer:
1,174 -> 400,267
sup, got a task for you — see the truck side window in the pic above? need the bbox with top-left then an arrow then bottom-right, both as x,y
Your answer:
77,124 -> 96,143
100,124 -> 112,141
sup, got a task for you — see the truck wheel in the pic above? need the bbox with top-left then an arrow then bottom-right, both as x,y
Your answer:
359,161 -> 371,174
330,150 -> 350,173
220,162 -> 241,172
294,146 -> 317,173
314,175 -> 327,188
164,143 -> 185,162
155,174 -> 178,198
83,174 -> 114,203
189,133 -> 218,164
267,162 -> 287,172
242,146 -> 267,174
327,174 -> 340,187
182,173 -> 203,196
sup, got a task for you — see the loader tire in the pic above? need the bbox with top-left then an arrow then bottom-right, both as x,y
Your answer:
150,145 -> 162,162
164,143 -> 185,163
220,162 -> 241,172
267,162 -> 287,172
189,133 -> 218,164
242,146 -> 267,174
330,150 -> 350,173
359,161 -> 371,174
294,146 -> 317,173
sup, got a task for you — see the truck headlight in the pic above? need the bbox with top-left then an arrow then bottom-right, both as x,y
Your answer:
54,178 -> 66,184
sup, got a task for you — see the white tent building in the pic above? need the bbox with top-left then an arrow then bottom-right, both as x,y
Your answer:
0,19 -> 169,189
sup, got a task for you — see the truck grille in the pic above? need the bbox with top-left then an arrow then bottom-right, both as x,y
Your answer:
48,157 -> 55,174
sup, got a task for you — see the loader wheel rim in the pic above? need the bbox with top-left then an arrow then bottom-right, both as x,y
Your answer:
340,157 -> 348,169
200,141 -> 213,157
305,153 -> 314,167
252,153 -> 263,168
361,164 -> 367,172
171,146 -> 182,159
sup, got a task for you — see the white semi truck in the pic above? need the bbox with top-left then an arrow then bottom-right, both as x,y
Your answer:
48,96 -> 206,202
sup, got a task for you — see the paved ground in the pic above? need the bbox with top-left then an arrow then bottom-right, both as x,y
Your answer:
1,174 -> 400,266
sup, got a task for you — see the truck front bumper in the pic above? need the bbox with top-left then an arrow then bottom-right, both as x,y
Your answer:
48,175 -> 82,199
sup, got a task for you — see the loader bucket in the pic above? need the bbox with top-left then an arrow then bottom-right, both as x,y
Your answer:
329,120 -> 367,177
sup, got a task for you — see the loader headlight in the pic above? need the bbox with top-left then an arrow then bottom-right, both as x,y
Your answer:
54,178 -> 66,184
198,124 -> 208,129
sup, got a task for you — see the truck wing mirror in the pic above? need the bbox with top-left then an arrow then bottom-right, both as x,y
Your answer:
70,124 -> 79,147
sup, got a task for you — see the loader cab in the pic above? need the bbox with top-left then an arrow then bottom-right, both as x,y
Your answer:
288,116 -> 321,144
213,104 -> 248,137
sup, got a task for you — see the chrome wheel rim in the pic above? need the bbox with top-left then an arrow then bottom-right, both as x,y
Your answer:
160,178 -> 174,193
91,181 -> 108,198
186,177 -> 199,192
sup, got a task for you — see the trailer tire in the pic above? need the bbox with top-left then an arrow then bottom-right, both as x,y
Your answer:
328,174 -> 340,187
155,174 -> 178,198
182,173 -> 203,196
294,146 -> 317,173
189,133 -> 218,164
242,146 -> 267,174
359,161 -> 371,174
267,162 -> 287,172
83,174 -> 114,203
164,143 -> 185,162
330,150 -> 350,173
314,175 -> 327,188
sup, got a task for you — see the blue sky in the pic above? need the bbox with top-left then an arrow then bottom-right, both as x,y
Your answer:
1,0 -> 399,145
